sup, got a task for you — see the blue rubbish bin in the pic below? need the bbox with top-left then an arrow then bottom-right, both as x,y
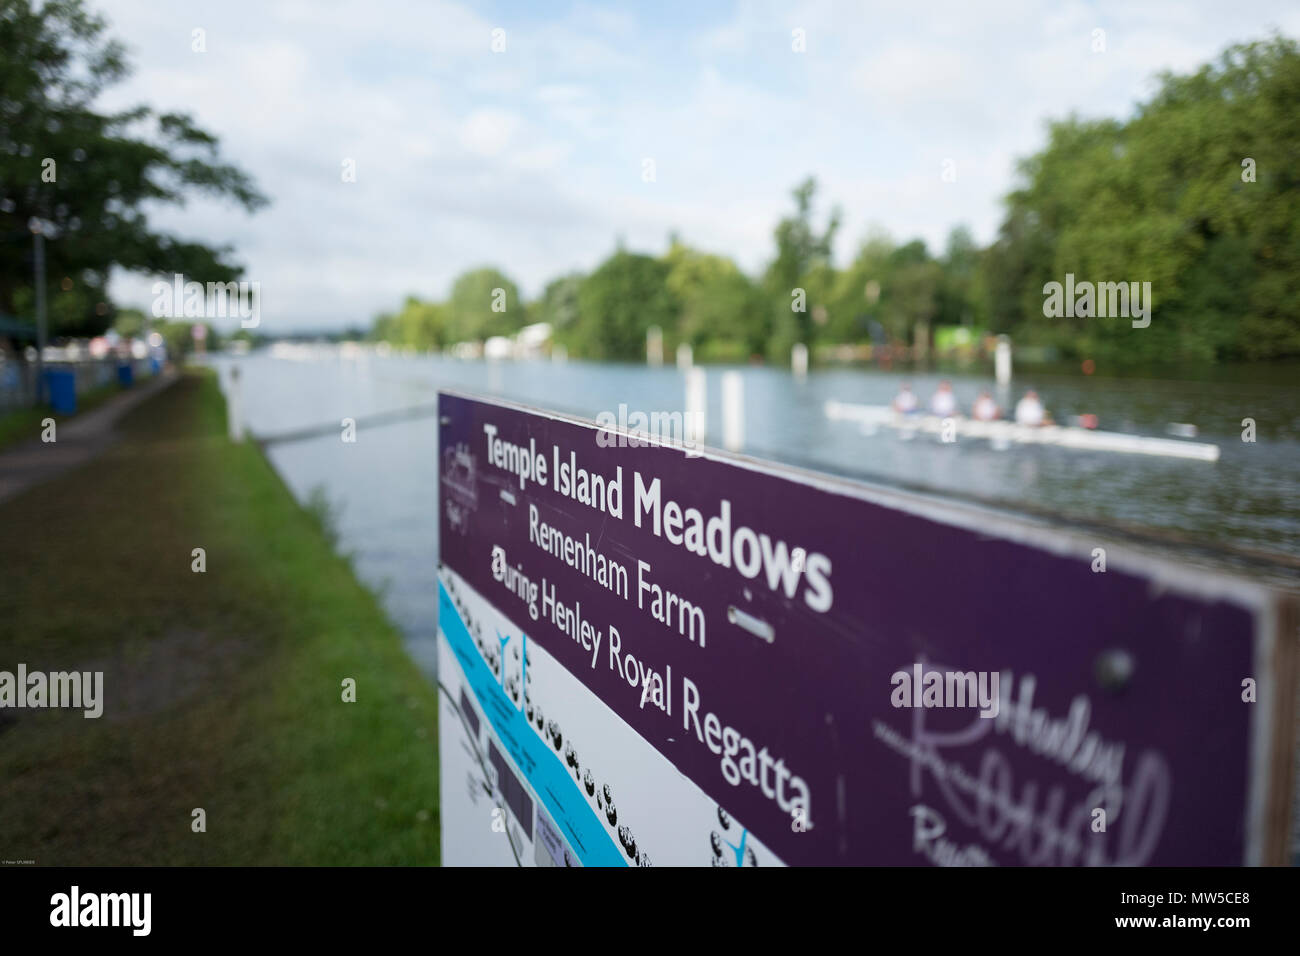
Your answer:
44,368 -> 77,415
117,362 -> 134,388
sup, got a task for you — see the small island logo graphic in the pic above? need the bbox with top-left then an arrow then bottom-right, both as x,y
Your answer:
442,443 -> 478,534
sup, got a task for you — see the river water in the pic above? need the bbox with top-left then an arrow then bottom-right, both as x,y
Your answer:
208,349 -> 1299,678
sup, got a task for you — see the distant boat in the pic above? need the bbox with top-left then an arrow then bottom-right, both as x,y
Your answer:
824,400 -> 1220,462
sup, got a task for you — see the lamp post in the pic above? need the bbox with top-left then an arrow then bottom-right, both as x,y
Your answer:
30,218 -> 48,406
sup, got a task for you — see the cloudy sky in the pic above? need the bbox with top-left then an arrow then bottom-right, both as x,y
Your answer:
96,0 -> 1300,332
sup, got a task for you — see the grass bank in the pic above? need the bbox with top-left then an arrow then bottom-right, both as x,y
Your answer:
0,368 -> 440,865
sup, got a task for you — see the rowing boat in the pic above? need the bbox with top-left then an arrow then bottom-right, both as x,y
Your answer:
823,400 -> 1220,462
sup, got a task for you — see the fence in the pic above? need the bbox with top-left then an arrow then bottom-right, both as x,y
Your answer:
0,354 -> 155,414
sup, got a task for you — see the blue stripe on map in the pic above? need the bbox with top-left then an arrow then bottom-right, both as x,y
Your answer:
439,581 -> 628,867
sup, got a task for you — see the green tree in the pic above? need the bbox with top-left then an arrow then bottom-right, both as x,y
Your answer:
825,231 -> 893,343
936,226 -> 981,329
980,203 -> 1050,337
884,258 -> 942,348
663,240 -> 765,359
111,305 -> 145,338
371,296 -> 451,349
113,309 -> 212,357
574,249 -> 677,360
981,34 -> 1300,362
0,0 -> 267,336
446,267 -> 521,342
764,177 -> 841,360
533,273 -> 583,333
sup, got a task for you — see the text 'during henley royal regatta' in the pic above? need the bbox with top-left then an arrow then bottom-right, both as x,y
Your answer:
436,390 -> 1293,867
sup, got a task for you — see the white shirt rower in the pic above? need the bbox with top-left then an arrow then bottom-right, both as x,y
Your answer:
972,393 -> 999,421
892,385 -> 919,414
930,382 -> 958,417
1014,391 -> 1046,427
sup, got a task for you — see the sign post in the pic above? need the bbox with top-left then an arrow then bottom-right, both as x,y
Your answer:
437,390 -> 1296,866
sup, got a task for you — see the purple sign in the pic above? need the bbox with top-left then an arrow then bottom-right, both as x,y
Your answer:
437,390 -> 1292,866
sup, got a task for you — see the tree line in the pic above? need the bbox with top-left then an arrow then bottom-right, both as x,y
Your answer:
372,36 -> 1300,367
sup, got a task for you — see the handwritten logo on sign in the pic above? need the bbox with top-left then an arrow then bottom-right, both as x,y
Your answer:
874,668 -> 1171,866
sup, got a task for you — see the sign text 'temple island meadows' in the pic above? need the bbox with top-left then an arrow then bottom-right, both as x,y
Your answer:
482,422 -> 833,612
481,421 -> 821,824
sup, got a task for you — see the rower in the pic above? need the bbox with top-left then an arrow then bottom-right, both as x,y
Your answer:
929,380 -> 959,417
892,383 -> 919,414
971,389 -> 1000,422
1014,389 -> 1050,427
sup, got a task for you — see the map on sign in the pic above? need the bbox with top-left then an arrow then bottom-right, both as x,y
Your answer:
436,390 -> 1294,867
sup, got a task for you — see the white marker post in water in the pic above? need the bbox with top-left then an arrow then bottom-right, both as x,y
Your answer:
646,326 -> 664,367
792,342 -> 809,381
685,367 -> 707,442
227,365 -> 245,442
995,335 -> 1012,386
722,371 -> 744,452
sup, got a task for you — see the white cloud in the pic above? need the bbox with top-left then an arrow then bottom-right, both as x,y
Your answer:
459,110 -> 522,156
